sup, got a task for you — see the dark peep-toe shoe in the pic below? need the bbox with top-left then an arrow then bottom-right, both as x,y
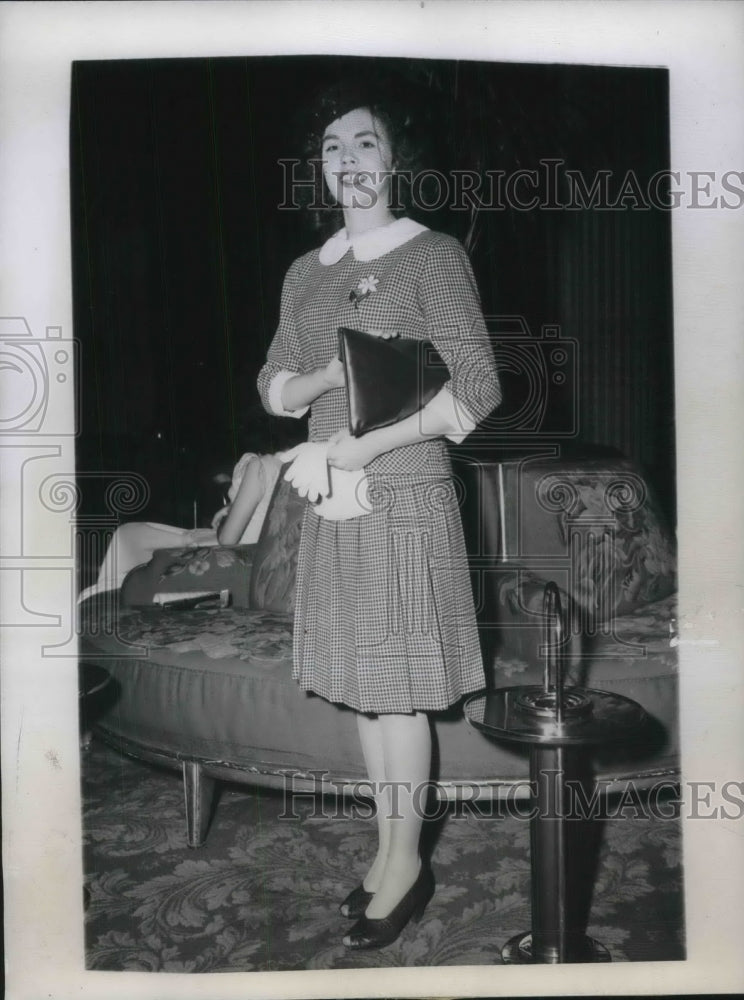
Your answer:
343,867 -> 435,950
339,883 -> 375,919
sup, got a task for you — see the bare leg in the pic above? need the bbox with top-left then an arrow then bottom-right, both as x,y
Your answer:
77,522 -> 213,602
361,710 -> 432,919
355,712 -> 391,893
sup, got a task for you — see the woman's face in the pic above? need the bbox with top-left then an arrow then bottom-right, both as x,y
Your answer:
321,106 -> 395,210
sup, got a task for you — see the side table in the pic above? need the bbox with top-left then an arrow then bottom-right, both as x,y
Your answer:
465,582 -> 649,964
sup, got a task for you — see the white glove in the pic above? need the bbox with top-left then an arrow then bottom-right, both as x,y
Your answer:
279,442 -> 331,503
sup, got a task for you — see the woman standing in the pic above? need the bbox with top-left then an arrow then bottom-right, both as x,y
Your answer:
257,86 -> 500,949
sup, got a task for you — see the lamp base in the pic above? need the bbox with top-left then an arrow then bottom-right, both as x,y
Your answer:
501,932 -> 612,964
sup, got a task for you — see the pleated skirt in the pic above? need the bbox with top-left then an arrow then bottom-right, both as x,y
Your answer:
293,475 -> 485,713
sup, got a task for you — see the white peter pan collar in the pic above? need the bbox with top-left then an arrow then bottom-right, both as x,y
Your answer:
318,217 -> 429,265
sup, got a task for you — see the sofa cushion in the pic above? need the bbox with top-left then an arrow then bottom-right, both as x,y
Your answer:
80,586 -> 678,788
120,545 -> 256,608
248,472 -> 305,613
496,458 -> 676,620
114,604 -> 293,664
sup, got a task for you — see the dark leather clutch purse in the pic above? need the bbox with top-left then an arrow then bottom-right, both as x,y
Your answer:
338,326 -> 449,437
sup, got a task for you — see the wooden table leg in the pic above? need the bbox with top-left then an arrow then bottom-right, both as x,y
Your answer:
182,761 -> 216,848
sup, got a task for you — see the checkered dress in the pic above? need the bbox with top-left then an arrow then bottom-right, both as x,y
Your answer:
258,228 -> 501,713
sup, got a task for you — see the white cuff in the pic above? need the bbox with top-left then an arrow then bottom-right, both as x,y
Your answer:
268,370 -> 310,418
420,386 -> 477,444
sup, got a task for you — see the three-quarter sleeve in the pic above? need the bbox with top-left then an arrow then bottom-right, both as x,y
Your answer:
257,260 -> 310,418
417,237 -> 501,433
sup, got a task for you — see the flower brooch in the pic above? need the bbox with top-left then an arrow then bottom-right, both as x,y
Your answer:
349,274 -> 379,309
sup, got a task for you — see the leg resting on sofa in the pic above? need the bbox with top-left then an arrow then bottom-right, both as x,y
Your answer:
182,761 -> 216,848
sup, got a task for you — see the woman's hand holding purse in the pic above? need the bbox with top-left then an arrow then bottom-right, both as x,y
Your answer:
326,429 -> 381,471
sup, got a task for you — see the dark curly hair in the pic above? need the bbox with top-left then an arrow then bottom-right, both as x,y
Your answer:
293,79 -> 427,235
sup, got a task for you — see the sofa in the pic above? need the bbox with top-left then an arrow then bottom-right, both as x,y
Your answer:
79,454 -> 678,847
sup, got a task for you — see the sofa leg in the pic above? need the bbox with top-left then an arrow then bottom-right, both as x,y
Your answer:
182,761 -> 216,848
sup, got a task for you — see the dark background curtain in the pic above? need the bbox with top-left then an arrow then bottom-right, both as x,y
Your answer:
70,56 -> 675,528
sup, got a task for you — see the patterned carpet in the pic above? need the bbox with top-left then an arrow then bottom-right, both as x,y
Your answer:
82,739 -> 685,972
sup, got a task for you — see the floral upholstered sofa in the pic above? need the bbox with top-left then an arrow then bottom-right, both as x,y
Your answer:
79,454 -> 678,846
